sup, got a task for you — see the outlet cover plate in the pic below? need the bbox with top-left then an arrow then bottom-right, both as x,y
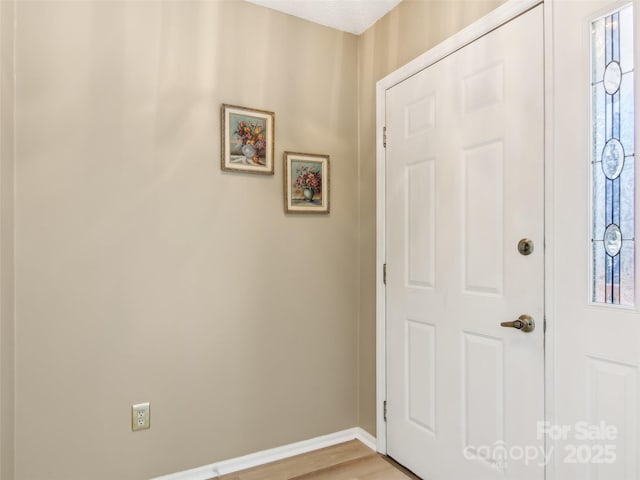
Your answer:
132,402 -> 150,431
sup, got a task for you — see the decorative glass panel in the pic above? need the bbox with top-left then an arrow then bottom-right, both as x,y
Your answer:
591,4 -> 635,305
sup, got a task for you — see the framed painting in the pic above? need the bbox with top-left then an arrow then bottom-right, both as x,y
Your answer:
284,152 -> 330,213
221,104 -> 275,174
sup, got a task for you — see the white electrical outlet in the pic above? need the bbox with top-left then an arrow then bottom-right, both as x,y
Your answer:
132,402 -> 150,431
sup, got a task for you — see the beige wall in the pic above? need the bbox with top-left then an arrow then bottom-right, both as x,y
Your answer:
356,0 -> 506,435
0,0 -> 514,478
13,1 -> 358,479
1,1 -> 16,478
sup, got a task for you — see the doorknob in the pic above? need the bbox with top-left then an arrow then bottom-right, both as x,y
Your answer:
500,314 -> 535,332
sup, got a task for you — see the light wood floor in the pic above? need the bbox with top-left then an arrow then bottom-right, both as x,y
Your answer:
211,440 -> 420,480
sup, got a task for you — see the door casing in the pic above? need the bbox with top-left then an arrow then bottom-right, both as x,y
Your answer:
374,0 -> 555,462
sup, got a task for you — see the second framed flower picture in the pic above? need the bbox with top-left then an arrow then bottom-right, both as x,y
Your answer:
284,152 -> 330,214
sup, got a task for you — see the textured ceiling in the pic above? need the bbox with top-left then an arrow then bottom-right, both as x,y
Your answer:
244,0 -> 403,35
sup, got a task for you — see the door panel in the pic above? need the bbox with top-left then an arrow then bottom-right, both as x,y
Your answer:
385,6 -> 544,480
552,1 -> 639,479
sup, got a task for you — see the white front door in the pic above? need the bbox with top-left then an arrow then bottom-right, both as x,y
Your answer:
385,5 -> 544,480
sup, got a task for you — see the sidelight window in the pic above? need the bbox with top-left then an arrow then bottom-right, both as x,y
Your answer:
591,4 -> 635,305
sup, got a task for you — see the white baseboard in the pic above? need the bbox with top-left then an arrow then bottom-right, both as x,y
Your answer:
151,427 -> 377,480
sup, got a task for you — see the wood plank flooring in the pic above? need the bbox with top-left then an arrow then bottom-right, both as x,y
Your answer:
212,440 -> 419,480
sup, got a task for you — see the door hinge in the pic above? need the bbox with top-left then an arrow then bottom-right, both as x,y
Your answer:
383,126 -> 387,148
383,400 -> 388,422
383,263 -> 387,285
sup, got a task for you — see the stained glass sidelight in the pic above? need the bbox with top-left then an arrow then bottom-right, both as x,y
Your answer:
591,4 -> 635,305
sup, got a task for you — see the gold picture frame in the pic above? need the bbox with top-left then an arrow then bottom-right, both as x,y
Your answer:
221,104 -> 275,175
284,152 -> 330,214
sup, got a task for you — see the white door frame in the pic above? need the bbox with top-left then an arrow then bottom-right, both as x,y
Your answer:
375,0 -> 556,459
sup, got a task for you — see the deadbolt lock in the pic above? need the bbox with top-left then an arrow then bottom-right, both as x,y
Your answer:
518,238 -> 534,256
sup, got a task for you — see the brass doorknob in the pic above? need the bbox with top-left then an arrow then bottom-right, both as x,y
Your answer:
501,314 -> 535,333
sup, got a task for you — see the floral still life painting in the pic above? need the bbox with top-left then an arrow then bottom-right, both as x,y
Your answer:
221,104 -> 275,174
284,152 -> 330,213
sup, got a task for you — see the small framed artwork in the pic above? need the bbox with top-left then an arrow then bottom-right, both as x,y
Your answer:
284,152 -> 330,214
221,104 -> 275,174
